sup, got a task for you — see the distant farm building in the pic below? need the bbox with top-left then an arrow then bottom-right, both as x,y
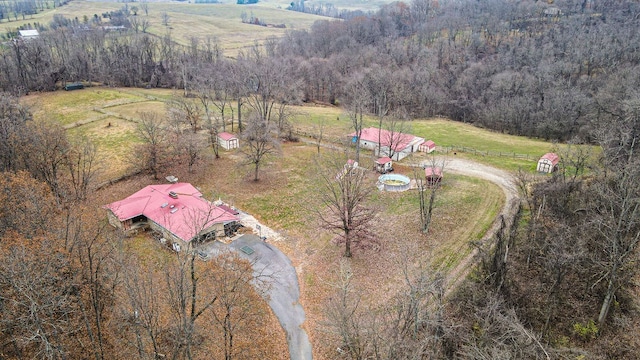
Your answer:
537,153 -> 559,173
424,167 -> 443,185
103,183 -> 239,251
349,127 -> 425,161
375,157 -> 393,173
64,82 -> 84,91
544,7 -> 562,16
218,132 -> 239,150
419,140 -> 436,153
18,29 -> 39,40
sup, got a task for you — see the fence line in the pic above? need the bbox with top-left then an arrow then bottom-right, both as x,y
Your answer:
440,146 -> 533,160
292,128 -> 534,161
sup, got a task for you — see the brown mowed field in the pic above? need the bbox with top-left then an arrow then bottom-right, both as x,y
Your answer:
98,141 -> 502,359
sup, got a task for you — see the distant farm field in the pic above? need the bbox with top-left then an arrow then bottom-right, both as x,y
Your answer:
0,0 -> 328,55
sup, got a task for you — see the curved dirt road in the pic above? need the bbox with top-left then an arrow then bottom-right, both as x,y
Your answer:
418,157 -> 521,293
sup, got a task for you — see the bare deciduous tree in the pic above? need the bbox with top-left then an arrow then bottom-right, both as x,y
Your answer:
161,12 -> 170,27
415,157 -> 446,234
208,250 -> 269,360
167,94 -> 202,134
0,93 -> 31,172
311,114 -> 326,153
65,137 -> 98,202
164,251 -> 218,360
314,152 -> 376,257
344,73 -> 371,164
135,111 -> 169,180
22,119 -> 71,201
241,114 -> 280,182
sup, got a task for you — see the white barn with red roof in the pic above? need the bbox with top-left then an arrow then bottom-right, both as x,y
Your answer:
218,132 -> 239,150
104,183 -> 239,250
537,153 -> 559,173
349,127 -> 424,161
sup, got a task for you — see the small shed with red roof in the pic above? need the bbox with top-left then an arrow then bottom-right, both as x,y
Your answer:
218,132 -> 239,150
104,183 -> 239,251
419,140 -> 436,153
424,166 -> 443,185
375,157 -> 393,173
537,153 -> 559,173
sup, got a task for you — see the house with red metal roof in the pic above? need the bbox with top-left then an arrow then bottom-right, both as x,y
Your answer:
218,132 -> 239,150
104,183 -> 239,251
537,153 -> 560,173
349,127 -> 424,161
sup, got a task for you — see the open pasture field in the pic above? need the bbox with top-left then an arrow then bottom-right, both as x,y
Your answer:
23,87 -> 577,184
0,0 -> 326,54
293,105 -> 563,171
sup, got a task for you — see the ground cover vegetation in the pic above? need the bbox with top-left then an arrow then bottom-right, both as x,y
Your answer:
1,0 -> 640,358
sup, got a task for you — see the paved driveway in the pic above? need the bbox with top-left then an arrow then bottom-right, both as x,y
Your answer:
201,234 -> 312,360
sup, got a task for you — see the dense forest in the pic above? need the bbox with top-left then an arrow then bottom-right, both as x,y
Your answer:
2,0 -> 640,358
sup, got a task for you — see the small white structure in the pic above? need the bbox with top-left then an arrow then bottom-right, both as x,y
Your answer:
544,7 -> 562,16
419,140 -> 436,153
375,157 -> 393,173
18,29 -> 39,40
218,132 -> 239,150
537,153 -> 559,173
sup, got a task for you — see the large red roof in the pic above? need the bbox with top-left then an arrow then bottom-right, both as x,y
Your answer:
104,183 -> 238,242
349,127 -> 423,151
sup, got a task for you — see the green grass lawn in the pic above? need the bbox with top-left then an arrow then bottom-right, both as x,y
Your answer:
67,116 -> 140,180
23,87 -> 146,126
289,107 -> 599,172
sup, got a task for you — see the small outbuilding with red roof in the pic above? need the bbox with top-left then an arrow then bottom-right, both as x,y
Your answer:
424,166 -> 443,185
218,132 -> 239,150
419,140 -> 436,153
537,153 -> 559,173
375,157 -> 393,173
104,183 -> 239,251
